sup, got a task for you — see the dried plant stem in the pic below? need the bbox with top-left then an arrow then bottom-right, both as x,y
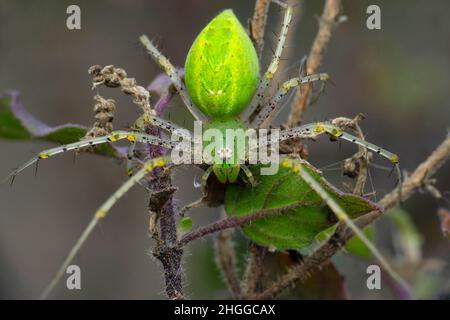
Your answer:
253,135 -> 450,299
84,95 -> 116,139
287,0 -> 343,127
145,74 -> 184,300
250,0 -> 271,59
214,227 -> 242,299
150,174 -> 184,300
155,223 -> 184,299
241,243 -> 267,298
88,65 -> 152,116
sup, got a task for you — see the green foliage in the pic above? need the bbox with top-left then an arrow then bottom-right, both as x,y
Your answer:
225,160 -> 379,250
389,208 -> 423,262
185,9 -> 260,119
0,95 -> 32,139
43,126 -> 86,145
178,216 -> 193,234
345,226 -> 375,260
0,92 -> 120,158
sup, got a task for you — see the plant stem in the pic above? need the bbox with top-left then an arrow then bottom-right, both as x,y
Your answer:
287,0 -> 343,127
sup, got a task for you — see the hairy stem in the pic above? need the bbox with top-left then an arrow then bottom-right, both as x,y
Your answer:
145,78 -> 184,299
214,228 -> 242,299
242,243 -> 267,298
179,204 -> 300,247
156,205 -> 184,298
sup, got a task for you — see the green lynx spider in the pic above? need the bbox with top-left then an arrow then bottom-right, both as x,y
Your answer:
3,1 -> 407,298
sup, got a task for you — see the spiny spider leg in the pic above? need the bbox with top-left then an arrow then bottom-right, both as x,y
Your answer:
1,131 -> 178,185
251,73 -> 329,128
147,115 -> 193,140
277,122 -> 403,198
201,166 -> 214,189
127,115 -> 192,176
240,165 -> 256,187
278,122 -> 399,165
241,2 -> 293,122
139,35 -> 208,122
40,156 -> 174,300
279,158 -> 411,293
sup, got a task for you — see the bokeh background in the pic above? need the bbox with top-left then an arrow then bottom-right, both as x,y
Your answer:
0,0 -> 449,299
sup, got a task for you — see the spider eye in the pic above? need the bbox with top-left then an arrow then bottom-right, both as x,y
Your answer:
217,147 -> 233,160
224,147 -> 233,159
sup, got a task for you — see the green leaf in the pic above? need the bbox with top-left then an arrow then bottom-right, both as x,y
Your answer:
178,216 -> 193,234
388,208 -> 423,263
43,126 -> 86,145
0,94 -> 32,139
224,159 -> 380,250
0,91 -> 123,158
345,226 -> 375,260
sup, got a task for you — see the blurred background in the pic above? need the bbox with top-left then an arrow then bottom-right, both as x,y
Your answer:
0,0 -> 449,299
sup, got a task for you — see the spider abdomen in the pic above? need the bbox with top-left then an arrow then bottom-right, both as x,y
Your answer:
185,9 -> 260,119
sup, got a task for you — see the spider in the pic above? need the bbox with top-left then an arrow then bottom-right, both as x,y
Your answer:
3,1 -> 405,298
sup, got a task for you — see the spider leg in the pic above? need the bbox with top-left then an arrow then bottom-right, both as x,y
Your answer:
1,131 -> 177,185
277,123 -> 322,141
139,35 -> 208,122
127,115 -> 192,177
147,115 -> 193,140
201,166 -> 214,189
280,157 -> 411,293
277,122 -> 403,200
278,122 -> 400,165
241,2 -> 293,122
39,156 -> 173,299
126,140 -> 138,176
251,73 -> 329,128
240,164 -> 256,187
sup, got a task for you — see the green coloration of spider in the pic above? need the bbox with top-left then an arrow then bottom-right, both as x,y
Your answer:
185,9 -> 260,119
2,1 -> 408,298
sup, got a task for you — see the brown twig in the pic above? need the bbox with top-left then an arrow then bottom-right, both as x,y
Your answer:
146,78 -> 184,300
253,135 -> 450,299
214,227 -> 242,299
249,0 -> 271,59
241,243 -> 267,298
287,0 -> 343,127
